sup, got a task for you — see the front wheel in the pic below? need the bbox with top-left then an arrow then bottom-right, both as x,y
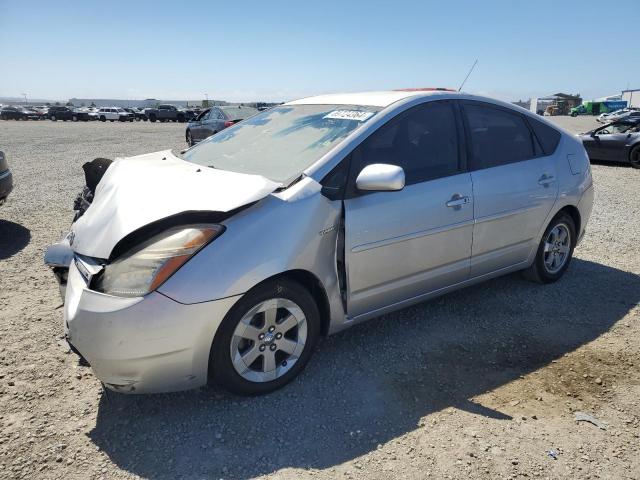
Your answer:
72,115 -> 78,122
210,279 -> 320,395
51,115 -> 57,121
629,145 -> 640,169
186,130 -> 193,147
523,212 -> 576,284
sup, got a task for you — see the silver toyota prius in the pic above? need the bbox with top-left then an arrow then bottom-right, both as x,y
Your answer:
45,89 -> 594,395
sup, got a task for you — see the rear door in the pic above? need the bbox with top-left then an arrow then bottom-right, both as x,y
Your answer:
203,108 -> 225,137
461,101 -> 559,277
344,100 -> 473,317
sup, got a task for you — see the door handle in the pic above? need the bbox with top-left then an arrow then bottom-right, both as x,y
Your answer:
446,194 -> 470,209
538,173 -> 555,186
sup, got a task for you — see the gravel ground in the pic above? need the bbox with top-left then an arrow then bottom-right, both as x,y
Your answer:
0,117 -> 639,480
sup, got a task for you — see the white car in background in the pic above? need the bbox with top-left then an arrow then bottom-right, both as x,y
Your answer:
597,108 -> 640,124
597,108 -> 629,123
97,107 -> 134,122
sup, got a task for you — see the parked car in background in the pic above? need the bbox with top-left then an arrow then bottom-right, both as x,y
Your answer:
48,106 -> 78,121
186,105 -> 259,146
45,90 -> 593,395
0,151 -> 13,205
604,109 -> 640,123
124,108 -> 147,121
33,105 -> 49,116
579,118 -> 640,168
597,108 -> 630,123
145,104 -> 193,123
97,107 -> 134,122
72,108 -> 99,121
0,106 -> 41,120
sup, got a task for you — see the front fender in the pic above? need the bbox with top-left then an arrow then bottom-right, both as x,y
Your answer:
158,178 -> 346,327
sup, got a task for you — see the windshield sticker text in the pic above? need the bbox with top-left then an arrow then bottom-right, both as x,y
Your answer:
323,110 -> 375,122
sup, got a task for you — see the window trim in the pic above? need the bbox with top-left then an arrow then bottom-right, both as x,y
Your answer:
460,100 -> 541,171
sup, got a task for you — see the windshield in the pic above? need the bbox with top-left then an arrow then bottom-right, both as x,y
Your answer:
180,104 -> 381,183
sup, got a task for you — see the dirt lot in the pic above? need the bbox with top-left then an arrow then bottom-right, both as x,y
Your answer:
0,117 -> 639,480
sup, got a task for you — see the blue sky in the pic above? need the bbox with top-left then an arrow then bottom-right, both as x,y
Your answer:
0,0 -> 637,102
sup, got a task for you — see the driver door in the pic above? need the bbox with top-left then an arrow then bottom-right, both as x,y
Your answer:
597,124 -> 633,162
343,101 -> 473,318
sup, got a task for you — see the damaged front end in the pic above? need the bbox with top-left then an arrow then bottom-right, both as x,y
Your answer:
44,150 -> 280,302
45,158 -> 113,300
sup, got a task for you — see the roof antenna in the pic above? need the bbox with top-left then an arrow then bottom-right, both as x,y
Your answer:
458,59 -> 478,92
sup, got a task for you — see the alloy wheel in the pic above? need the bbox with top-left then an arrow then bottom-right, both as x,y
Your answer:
230,298 -> 307,383
543,223 -> 571,274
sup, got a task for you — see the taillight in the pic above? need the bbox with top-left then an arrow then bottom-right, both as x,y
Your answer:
224,120 -> 235,128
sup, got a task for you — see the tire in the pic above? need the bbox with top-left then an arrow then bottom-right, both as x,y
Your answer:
110,119 -> 115,122
149,114 -> 156,122
570,112 -> 578,117
186,130 -> 193,147
523,211 -> 576,284
210,278 -> 321,396
177,115 -> 185,123
72,115 -> 78,122
51,115 -> 57,121
629,145 -> 640,169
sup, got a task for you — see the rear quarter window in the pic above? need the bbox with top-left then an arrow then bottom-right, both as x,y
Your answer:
527,117 -> 562,155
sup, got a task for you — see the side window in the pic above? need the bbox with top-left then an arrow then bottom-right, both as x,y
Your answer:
216,109 -> 225,120
464,102 -> 535,169
354,101 -> 461,186
527,116 -> 561,155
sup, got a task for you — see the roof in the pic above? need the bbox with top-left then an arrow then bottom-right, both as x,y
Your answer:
286,90 -> 457,107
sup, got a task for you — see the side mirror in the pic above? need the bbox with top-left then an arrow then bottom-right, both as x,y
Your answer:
356,164 -> 405,192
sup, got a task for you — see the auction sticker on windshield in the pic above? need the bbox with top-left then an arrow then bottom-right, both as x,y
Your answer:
323,110 -> 375,122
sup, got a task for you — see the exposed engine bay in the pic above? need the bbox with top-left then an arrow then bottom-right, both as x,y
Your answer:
73,157 -> 113,221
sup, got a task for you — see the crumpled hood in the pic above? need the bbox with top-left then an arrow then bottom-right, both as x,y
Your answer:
71,149 -> 280,259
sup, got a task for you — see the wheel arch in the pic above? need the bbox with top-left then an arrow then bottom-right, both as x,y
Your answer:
557,205 -> 581,242
249,269 -> 332,337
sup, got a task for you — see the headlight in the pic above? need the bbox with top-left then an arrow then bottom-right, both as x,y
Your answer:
92,224 -> 224,297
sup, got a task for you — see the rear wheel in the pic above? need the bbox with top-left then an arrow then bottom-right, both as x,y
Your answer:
210,279 -> 320,395
100,116 -> 106,122
629,145 -> 640,169
523,212 -> 576,284
149,114 -> 157,122
72,115 -> 78,122
50,115 -> 57,121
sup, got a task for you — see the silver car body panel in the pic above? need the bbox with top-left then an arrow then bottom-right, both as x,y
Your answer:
51,90 -> 594,393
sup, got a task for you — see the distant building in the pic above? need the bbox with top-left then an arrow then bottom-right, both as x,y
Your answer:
622,89 -> 640,108
68,98 -> 228,108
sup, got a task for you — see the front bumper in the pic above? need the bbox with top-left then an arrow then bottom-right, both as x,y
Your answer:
64,260 -> 240,393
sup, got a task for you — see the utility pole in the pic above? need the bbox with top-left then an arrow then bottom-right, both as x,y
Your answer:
22,93 -> 28,105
